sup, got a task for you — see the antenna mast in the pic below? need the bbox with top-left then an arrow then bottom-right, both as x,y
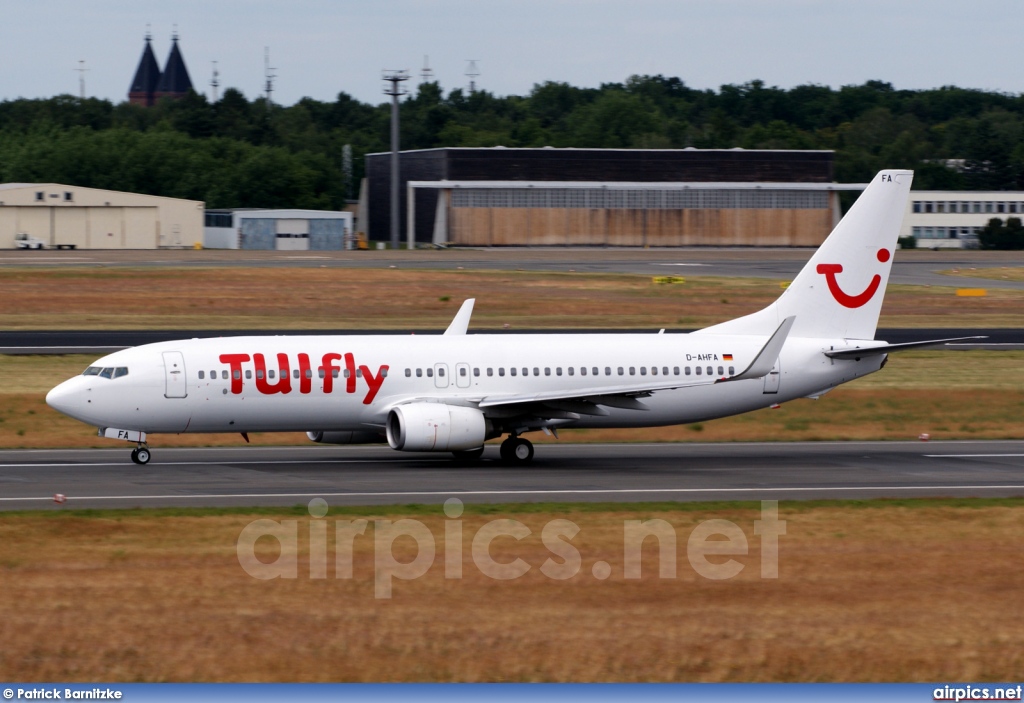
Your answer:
75,60 -> 89,100
211,61 -> 220,102
420,55 -> 434,84
465,59 -> 479,93
382,69 -> 409,250
264,47 -> 277,104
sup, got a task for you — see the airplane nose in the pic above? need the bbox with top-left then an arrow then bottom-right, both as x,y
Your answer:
46,379 -> 84,417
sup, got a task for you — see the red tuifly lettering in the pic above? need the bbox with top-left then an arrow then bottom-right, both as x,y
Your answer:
220,353 -> 251,394
254,353 -> 292,394
297,353 -> 312,394
360,365 -> 389,404
320,353 -> 343,394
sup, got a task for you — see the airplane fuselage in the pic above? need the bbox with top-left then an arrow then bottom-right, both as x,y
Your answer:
46,332 -> 883,435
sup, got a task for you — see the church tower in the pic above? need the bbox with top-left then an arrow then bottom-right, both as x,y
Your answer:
154,31 -> 194,101
128,30 -> 194,106
128,32 -> 161,106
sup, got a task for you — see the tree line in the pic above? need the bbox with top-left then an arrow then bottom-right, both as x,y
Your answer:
2,76 -> 1024,210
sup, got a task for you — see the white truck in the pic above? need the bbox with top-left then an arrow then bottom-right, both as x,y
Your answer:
14,233 -> 75,250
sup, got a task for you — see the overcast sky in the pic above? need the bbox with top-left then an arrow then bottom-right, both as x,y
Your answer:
2,0 -> 1022,107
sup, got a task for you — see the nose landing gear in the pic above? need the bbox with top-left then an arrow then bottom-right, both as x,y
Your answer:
499,435 -> 534,464
130,443 -> 151,465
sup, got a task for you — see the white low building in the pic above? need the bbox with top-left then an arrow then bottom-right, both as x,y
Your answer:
204,209 -> 354,250
0,183 -> 203,249
903,191 -> 1024,248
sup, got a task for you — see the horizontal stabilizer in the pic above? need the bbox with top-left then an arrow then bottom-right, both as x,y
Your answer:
717,316 -> 795,383
824,336 -> 988,359
443,298 -> 475,335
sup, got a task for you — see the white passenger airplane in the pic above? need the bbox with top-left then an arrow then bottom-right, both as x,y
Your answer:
46,169 -> 976,465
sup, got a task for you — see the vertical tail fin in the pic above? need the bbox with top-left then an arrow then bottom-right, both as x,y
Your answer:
696,169 -> 913,340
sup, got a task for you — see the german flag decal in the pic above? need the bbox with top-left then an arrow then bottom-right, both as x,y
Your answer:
723,354 -> 734,361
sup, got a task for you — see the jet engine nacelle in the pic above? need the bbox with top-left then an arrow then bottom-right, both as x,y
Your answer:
306,431 -> 386,445
386,403 -> 486,452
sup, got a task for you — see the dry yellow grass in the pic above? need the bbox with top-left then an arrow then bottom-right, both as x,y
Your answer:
1,502 -> 1023,682
1,267 -> 1022,329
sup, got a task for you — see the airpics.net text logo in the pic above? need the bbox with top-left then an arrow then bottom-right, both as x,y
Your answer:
236,499 -> 786,599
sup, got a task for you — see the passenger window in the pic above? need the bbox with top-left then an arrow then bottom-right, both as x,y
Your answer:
544,368 -> 550,376
640,367 -> 647,376
473,368 -> 480,377
199,370 -> 205,380
245,370 -> 252,379
222,370 -> 228,380
256,370 -> 264,380
511,368 -> 517,376
650,367 -> 657,376
728,366 -> 735,375
234,370 -> 242,380
706,366 -> 713,375
487,368 -> 493,377
114,367 -> 128,379
381,369 -> 388,377
568,367 -> 574,376
580,367 -> 587,376
594,367 -> 600,376
293,369 -> 299,379
334,369 -> 340,379
663,367 -> 669,375
674,367 -> 680,375
556,368 -> 562,376
629,367 -> 635,376
416,369 -> 422,377
617,367 -> 624,376
304,369 -> 311,379
499,368 -> 505,377
459,367 -> 467,377
438,368 -> 445,377
355,369 -> 363,378
695,367 -> 701,376
405,369 -> 412,377
717,366 -> 724,376
427,368 -> 433,377
319,369 -> 326,379
268,370 -> 275,379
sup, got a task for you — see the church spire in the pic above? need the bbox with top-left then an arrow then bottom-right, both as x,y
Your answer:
127,31 -> 161,106
154,30 -> 194,100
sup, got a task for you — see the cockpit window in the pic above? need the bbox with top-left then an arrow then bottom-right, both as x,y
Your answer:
83,366 -> 128,379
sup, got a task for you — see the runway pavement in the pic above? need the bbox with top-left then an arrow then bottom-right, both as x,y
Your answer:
1,441 -> 1022,510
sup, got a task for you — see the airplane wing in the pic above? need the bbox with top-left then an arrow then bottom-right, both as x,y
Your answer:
473,316 -> 796,416
824,336 -> 987,359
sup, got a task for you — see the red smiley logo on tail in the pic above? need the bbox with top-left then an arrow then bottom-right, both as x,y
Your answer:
816,249 -> 891,309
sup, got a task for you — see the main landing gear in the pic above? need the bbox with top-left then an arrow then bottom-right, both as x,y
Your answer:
499,435 -> 534,465
130,443 -> 151,465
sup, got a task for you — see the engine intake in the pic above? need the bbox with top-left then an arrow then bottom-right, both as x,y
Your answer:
386,403 -> 486,452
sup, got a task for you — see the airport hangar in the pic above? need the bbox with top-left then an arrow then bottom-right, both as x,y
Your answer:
0,183 -> 203,249
363,147 -> 865,248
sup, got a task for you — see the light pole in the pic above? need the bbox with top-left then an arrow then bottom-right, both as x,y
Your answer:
383,70 -> 409,250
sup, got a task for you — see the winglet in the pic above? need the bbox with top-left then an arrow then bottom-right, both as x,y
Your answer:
718,316 -> 795,383
443,298 -> 475,335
